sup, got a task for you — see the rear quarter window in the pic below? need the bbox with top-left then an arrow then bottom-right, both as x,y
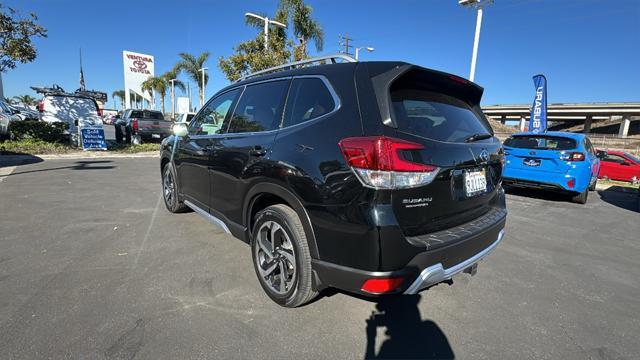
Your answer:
390,89 -> 491,142
504,135 -> 577,150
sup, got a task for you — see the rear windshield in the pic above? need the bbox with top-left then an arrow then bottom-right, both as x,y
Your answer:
390,90 -> 491,142
131,110 -> 165,120
504,135 -> 577,150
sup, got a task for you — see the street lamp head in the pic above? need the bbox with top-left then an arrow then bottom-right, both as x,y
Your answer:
269,19 -> 287,29
366,47 -> 375,52
458,0 -> 479,5
245,12 -> 266,21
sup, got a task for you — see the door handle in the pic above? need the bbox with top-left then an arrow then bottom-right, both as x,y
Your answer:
249,146 -> 268,157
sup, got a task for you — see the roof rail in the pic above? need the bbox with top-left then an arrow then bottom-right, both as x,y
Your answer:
236,54 -> 357,82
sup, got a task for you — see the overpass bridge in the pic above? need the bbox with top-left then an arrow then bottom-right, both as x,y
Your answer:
482,103 -> 640,137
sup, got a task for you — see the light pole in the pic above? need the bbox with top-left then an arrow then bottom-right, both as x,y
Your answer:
245,12 -> 287,49
169,78 -> 176,119
198,67 -> 208,108
355,47 -> 375,60
459,0 -> 493,82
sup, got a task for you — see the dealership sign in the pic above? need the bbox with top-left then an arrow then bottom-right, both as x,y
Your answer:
123,50 -> 154,109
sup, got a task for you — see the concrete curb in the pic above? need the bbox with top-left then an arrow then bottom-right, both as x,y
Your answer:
1,152 -> 159,161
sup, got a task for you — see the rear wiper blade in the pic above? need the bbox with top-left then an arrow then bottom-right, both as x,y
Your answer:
465,133 -> 493,142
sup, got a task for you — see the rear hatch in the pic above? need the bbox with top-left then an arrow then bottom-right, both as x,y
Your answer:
370,66 -> 503,236
42,95 -> 102,131
503,134 -> 576,173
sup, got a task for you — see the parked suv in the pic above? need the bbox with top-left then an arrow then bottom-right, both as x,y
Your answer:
160,57 -> 507,307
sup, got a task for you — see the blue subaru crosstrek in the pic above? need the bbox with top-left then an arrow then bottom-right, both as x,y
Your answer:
502,131 -> 600,204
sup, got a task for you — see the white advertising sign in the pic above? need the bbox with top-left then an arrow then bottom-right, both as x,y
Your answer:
176,97 -> 190,114
122,50 -> 154,109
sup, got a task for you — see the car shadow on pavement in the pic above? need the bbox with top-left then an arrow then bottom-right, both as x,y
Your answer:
504,186 -> 571,203
0,153 -> 43,168
0,160 -> 114,177
363,295 -> 454,359
597,186 -> 639,212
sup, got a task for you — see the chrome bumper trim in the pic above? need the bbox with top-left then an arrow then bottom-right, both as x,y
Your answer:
404,228 -> 505,295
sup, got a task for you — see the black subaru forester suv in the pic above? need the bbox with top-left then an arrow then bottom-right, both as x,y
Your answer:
160,56 -> 507,307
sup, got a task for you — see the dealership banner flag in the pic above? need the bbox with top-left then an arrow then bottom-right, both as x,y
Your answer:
529,74 -> 547,133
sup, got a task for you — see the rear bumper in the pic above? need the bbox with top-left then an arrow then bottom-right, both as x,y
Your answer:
503,167 -> 587,193
311,207 -> 506,296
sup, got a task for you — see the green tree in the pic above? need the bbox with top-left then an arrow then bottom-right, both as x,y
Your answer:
279,0 -> 324,60
112,90 -> 125,110
0,4 -> 47,72
12,94 -> 36,106
218,8 -> 292,82
175,52 -> 210,107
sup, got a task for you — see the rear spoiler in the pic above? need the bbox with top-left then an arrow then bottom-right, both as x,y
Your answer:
368,63 -> 484,128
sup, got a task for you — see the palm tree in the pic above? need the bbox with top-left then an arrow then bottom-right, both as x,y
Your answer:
175,52 -> 210,107
13,94 -> 37,107
112,90 -> 126,110
161,67 -> 186,117
279,0 -> 324,60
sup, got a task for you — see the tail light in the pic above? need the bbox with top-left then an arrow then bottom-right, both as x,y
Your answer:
361,277 -> 405,294
132,118 -> 139,133
560,152 -> 585,162
567,178 -> 575,189
338,136 -> 439,189
37,101 -> 44,113
498,147 -> 506,167
97,108 -> 103,117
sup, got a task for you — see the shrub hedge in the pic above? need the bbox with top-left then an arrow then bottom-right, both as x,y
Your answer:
9,121 -> 69,143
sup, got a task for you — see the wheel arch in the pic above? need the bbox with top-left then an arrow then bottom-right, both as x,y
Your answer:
244,183 -> 319,259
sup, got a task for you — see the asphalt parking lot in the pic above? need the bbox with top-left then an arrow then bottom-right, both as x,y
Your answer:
0,157 -> 638,359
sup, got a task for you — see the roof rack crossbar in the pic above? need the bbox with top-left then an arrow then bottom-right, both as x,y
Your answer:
236,54 -> 357,82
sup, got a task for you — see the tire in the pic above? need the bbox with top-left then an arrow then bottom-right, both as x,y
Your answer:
115,125 -> 123,144
571,188 -> 589,204
251,204 -> 318,307
125,127 -> 132,144
589,177 -> 597,191
162,163 -> 189,213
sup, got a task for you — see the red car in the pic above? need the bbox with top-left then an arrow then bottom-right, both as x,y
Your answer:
596,149 -> 640,182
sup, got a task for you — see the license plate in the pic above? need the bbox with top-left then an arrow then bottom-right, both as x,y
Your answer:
464,169 -> 487,196
152,134 -> 161,139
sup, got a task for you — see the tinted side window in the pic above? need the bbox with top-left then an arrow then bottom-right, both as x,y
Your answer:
283,78 -> 336,127
130,110 -> 143,118
602,154 -> 626,164
189,89 -> 241,135
227,80 -> 289,133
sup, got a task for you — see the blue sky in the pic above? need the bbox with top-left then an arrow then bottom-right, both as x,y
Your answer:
3,0 -> 639,109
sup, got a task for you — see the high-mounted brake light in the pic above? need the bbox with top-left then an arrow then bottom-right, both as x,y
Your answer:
361,277 -> 405,294
339,136 -> 439,189
37,101 -> 44,113
560,152 -> 585,162
449,75 -> 469,85
132,118 -> 139,133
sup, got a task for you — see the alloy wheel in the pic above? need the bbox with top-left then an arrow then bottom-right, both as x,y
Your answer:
163,168 -> 175,207
254,220 -> 297,295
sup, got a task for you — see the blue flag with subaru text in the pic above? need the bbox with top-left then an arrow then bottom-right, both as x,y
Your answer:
529,74 -> 547,133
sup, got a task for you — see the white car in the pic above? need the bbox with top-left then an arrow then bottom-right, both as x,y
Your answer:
38,93 -> 104,145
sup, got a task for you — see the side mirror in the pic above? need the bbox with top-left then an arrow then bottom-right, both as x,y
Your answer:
172,122 -> 188,137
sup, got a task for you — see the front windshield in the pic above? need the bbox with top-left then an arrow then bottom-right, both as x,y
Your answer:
624,152 -> 640,163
